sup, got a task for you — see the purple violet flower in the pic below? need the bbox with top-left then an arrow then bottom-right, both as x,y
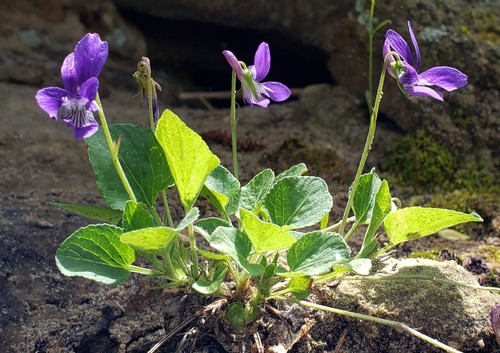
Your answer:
383,21 -> 467,101
223,42 -> 291,107
36,33 -> 108,139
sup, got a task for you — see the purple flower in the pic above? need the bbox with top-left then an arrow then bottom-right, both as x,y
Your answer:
383,21 -> 467,101
223,42 -> 291,107
36,33 -> 108,139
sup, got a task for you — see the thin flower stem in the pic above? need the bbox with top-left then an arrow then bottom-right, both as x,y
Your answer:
339,54 -> 390,236
273,296 -> 463,353
126,264 -> 162,276
146,70 -> 155,130
343,218 -> 362,242
332,275 -> 500,293
95,94 -> 137,202
188,223 -> 199,278
230,69 -> 239,180
161,190 -> 174,227
323,216 -> 356,232
144,63 -> 174,228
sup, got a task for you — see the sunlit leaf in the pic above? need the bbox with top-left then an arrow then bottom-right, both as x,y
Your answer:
202,165 -> 240,218
240,208 -> 296,253
155,110 -> 219,210
48,202 -> 123,225
55,224 -> 135,285
263,176 -> 333,229
287,231 -> 350,276
239,169 -> 274,213
384,207 -> 483,247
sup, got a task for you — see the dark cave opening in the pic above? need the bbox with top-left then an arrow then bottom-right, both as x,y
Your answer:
118,9 -> 334,104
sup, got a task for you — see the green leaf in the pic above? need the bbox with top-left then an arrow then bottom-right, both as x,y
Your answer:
351,169 -> 382,223
48,202 -> 123,225
240,208 -> 296,253
357,180 -> 392,258
263,176 -> 333,229
86,124 -> 174,210
226,302 -> 246,328
155,110 -> 220,210
120,226 -> 179,255
288,275 -> 312,299
209,227 -> 264,276
334,258 -> 372,275
239,169 -> 275,212
196,247 -> 231,261
176,207 -> 200,230
201,165 -> 240,218
194,218 -> 232,243
122,200 -> 155,232
192,267 -> 227,294
287,231 -> 350,276
384,207 -> 483,247
275,163 -> 308,182
55,224 -> 135,285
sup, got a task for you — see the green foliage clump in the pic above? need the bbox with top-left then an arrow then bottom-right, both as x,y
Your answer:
382,129 -> 456,191
410,250 -> 440,260
427,188 -> 499,214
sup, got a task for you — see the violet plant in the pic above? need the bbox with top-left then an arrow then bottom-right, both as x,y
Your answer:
36,26 -> 498,353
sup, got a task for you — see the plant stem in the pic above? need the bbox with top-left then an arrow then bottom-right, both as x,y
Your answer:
274,296 -> 462,353
95,94 -> 137,202
188,223 -> 199,278
333,274 -> 500,293
323,216 -> 356,232
338,55 -> 389,236
126,264 -> 162,276
343,218 -> 362,242
144,63 -> 174,228
146,69 -> 155,130
161,190 -> 174,227
230,69 -> 239,180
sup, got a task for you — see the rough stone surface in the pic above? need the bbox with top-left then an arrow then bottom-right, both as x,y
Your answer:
298,258 -> 500,353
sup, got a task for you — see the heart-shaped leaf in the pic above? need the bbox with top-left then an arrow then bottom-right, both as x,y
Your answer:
287,231 -> 350,276
263,176 -> 333,229
384,207 -> 483,247
55,224 -> 135,284
240,208 -> 295,253
155,110 -> 220,210
87,124 -> 174,210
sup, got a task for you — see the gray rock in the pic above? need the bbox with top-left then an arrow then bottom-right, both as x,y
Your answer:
308,258 -> 500,352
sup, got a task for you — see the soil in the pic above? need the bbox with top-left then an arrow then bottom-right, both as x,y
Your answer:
0,81 -> 499,353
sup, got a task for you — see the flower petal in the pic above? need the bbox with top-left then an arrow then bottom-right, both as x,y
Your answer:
242,87 -> 269,107
418,66 -> 468,91
222,50 -> 244,78
397,65 -> 443,100
407,21 -> 421,71
79,77 -> 99,102
73,123 -> 99,139
409,86 -> 444,101
384,29 -> 414,67
262,82 -> 291,102
74,33 -> 108,83
253,42 -> 270,81
35,87 -> 68,120
61,53 -> 78,95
